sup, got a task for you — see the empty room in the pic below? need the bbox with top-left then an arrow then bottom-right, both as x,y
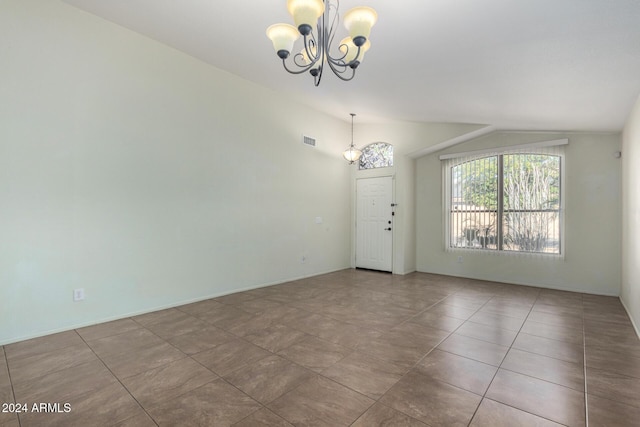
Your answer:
2,0 -> 640,426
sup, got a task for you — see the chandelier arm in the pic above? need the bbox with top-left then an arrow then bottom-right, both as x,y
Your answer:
325,0 -> 339,51
325,60 -> 356,81
282,57 -> 316,75
301,33 -> 321,65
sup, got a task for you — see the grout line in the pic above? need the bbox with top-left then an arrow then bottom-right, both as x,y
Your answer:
583,295 -> 589,427
2,346 -> 22,427
464,291 -> 538,426
465,287 -> 565,426
75,331 -> 160,427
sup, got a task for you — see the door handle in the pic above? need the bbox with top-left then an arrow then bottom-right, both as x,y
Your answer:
385,227 -> 392,231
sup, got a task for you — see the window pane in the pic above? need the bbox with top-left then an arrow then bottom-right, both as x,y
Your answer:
359,142 -> 393,169
502,154 -> 560,253
450,156 -> 498,250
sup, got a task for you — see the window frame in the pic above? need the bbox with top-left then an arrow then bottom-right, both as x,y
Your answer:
442,142 -> 566,257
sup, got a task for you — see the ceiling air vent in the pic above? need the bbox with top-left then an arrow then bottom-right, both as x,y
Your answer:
302,135 -> 316,147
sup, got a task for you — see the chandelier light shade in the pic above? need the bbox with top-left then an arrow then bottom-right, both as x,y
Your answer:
343,113 -> 362,164
343,7 -> 377,43
266,24 -> 300,56
266,0 -> 377,86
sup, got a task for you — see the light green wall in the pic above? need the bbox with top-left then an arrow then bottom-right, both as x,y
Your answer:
0,1 -> 351,344
622,95 -> 640,334
416,132 -> 622,295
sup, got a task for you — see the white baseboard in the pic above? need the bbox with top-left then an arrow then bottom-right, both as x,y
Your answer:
0,266 -> 350,346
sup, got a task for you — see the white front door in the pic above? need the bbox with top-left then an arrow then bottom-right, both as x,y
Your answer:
356,176 -> 393,272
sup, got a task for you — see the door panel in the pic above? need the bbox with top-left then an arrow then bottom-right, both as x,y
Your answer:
356,177 -> 393,272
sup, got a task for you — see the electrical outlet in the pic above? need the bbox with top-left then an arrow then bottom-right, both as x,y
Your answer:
73,288 -> 85,302
301,255 -> 306,264
457,256 -> 463,263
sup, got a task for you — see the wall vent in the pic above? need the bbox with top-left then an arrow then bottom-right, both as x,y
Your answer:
302,135 -> 316,147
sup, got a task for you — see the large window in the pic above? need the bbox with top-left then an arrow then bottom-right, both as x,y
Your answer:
447,150 -> 562,254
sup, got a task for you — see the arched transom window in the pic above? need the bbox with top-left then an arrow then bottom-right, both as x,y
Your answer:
359,142 -> 393,170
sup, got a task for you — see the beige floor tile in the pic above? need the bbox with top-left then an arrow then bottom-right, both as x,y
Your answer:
86,328 -> 165,359
512,332 -> 584,365
322,350 -> 406,399
277,335 -> 350,373
486,369 -> 585,426
148,379 -> 261,426
176,299 -> 227,317
356,330 -> 432,370
268,375 -> 373,427
4,270 -> 640,427
585,345 -> 640,378
437,333 -> 509,366
144,312 -> 209,339
192,337 -> 271,376
587,394 -> 640,427
121,357 -> 217,408
380,370 -> 482,427
586,366 -> 640,408
233,297 -> 285,314
194,304 -> 254,327
501,348 -> 584,391
442,294 -> 489,310
0,414 -> 19,426
388,322 -> 451,347
166,324 -> 234,355
214,292 -> 259,305
7,343 -> 97,385
132,307 -> 186,327
409,311 -> 465,332
241,324 -> 307,353
19,382 -> 145,427
470,398 -> 563,426
13,359 -> 117,404
527,310 -> 584,330
101,341 -> 186,379
416,349 -> 497,395
224,355 -> 314,404
520,320 -> 583,345
114,412 -> 158,427
76,318 -> 142,341
232,408 -> 294,427
227,306 -> 305,337
455,321 -> 518,346
426,302 -> 478,320
4,331 -> 84,361
352,402 -> 428,426
468,311 -> 525,331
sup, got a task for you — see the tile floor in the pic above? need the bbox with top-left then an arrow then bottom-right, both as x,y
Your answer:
1,269 -> 640,426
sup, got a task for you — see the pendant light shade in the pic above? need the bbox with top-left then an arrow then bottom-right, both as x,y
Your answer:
343,113 -> 362,164
343,146 -> 363,163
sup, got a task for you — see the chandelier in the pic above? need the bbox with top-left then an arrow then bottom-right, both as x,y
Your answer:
266,0 -> 377,86
343,113 -> 362,164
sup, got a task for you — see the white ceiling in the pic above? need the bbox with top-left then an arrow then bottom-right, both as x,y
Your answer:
62,0 -> 640,131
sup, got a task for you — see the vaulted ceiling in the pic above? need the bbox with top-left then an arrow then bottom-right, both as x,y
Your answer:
63,0 -> 640,131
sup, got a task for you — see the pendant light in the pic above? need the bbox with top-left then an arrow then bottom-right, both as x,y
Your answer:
343,113 -> 362,164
